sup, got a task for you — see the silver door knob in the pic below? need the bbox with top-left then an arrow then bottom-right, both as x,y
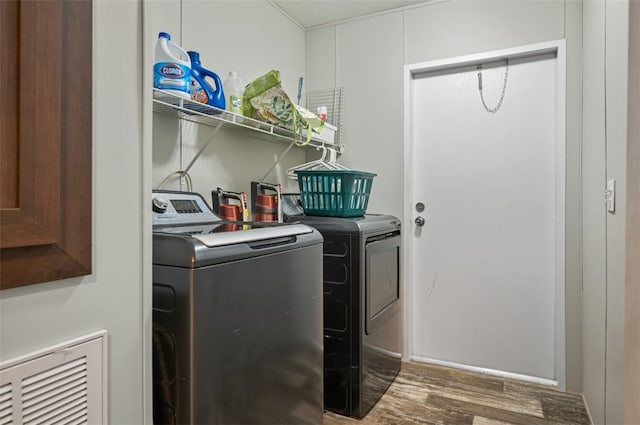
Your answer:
415,216 -> 425,226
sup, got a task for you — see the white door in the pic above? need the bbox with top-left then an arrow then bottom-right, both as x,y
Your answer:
404,42 -> 565,384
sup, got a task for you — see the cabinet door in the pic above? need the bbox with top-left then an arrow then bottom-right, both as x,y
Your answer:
0,0 -> 92,289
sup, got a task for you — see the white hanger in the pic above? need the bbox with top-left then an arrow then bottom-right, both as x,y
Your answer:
325,146 -> 348,170
286,145 -> 348,179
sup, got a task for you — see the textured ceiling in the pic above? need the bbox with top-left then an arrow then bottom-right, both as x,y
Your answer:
271,0 -> 430,28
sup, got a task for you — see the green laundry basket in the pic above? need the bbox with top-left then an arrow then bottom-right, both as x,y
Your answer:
295,170 -> 376,217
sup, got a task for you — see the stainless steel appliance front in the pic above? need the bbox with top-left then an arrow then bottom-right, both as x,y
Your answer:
152,190 -> 324,424
287,214 -> 402,418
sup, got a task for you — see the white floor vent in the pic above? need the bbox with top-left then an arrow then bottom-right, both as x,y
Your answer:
0,331 -> 107,425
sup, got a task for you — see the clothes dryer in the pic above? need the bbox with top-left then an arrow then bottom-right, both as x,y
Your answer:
287,214 -> 402,418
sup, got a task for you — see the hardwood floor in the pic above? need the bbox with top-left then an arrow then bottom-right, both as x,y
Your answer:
323,361 -> 590,425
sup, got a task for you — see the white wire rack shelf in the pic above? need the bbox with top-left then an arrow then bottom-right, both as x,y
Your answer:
152,89 -> 342,152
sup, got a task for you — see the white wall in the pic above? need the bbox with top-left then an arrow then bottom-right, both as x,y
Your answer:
0,1 -> 147,423
564,0 -> 585,398
306,0 -> 633,420
307,0 -> 583,391
624,5 -> 640,422
337,12 -> 404,218
581,1 -> 630,423
151,0 -> 310,199
305,13 -> 405,220
0,2 -> 629,423
603,1 -> 629,423
404,0 -> 565,63
582,2 -> 607,421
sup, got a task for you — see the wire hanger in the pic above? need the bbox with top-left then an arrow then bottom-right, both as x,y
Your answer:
286,145 -> 347,179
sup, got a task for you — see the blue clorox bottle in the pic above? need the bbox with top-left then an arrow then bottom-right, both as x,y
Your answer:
187,51 -> 225,110
153,32 -> 191,99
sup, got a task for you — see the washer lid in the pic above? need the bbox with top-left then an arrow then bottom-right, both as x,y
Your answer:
191,224 -> 313,247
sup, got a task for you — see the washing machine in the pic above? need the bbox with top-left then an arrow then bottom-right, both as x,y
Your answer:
287,213 -> 402,418
152,190 -> 324,425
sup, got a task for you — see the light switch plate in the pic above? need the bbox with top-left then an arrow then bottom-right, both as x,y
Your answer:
606,179 -> 616,213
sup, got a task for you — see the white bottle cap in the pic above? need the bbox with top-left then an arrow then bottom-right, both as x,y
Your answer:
317,106 -> 327,122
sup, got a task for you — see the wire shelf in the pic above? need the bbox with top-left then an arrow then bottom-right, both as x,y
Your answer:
152,89 -> 341,151
306,87 -> 344,146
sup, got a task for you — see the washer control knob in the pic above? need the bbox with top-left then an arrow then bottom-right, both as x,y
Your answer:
152,197 -> 168,213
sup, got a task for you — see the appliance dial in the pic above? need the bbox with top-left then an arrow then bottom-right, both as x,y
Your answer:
152,197 -> 168,213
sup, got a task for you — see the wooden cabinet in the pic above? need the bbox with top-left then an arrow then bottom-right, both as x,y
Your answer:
0,0 -> 92,289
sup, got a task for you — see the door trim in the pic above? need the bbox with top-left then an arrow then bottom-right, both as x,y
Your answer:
402,39 -> 567,389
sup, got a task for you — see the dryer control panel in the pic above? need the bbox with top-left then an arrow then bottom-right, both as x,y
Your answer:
152,190 -> 221,226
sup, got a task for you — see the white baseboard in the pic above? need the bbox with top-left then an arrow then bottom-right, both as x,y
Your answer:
409,355 -> 559,388
581,393 -> 595,425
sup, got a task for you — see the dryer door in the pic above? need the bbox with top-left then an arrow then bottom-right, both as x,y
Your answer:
365,232 -> 401,335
